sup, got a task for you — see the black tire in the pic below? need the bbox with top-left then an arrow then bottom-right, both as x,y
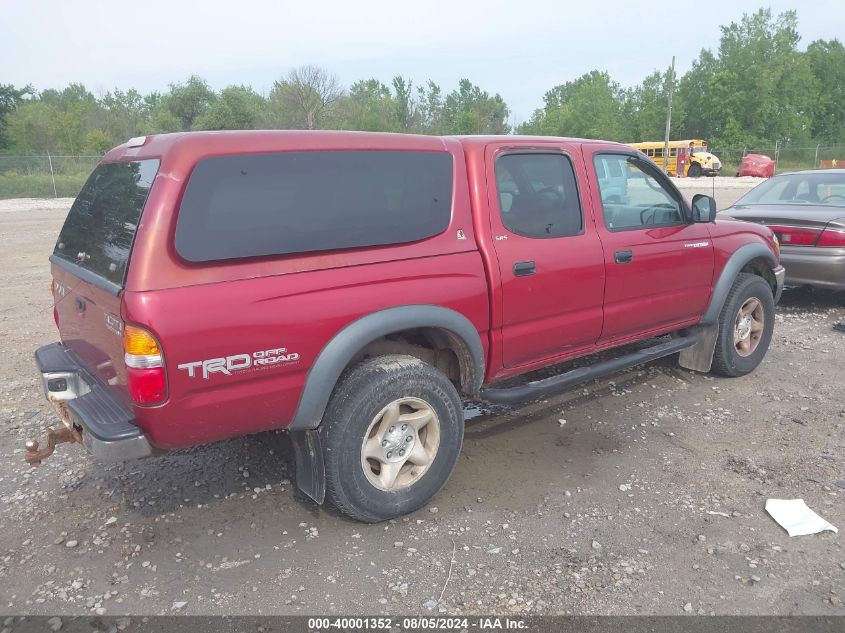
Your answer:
321,354 -> 464,522
711,273 -> 775,377
688,163 -> 702,178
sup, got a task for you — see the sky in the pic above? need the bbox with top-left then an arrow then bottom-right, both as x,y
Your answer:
2,0 -> 843,124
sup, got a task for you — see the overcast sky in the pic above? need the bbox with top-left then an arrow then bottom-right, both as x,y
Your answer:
2,0 -> 843,124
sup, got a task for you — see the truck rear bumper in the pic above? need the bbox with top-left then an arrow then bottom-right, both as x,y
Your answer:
34,343 -> 153,462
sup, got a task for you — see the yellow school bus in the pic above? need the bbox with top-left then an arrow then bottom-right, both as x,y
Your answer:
629,139 -> 721,177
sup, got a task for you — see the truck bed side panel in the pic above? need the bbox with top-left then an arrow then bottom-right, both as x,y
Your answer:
125,253 -> 488,448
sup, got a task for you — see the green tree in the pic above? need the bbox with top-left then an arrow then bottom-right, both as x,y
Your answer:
144,91 -> 181,133
149,104 -> 182,133
42,84 -> 100,153
7,84 -> 101,153
82,129 -> 113,154
6,100 -> 59,152
193,85 -> 265,130
441,79 -> 509,135
415,81 -> 444,134
100,89 -> 150,142
339,79 -> 395,131
677,9 -> 818,147
391,76 -> 416,132
621,69 -> 683,142
519,71 -> 623,140
163,76 -> 216,131
0,84 -> 32,149
806,39 -> 845,144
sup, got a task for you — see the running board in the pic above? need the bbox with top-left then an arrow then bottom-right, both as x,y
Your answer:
481,333 -> 699,405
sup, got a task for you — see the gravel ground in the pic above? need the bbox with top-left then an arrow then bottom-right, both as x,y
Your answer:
0,194 -> 843,617
675,176 -> 766,209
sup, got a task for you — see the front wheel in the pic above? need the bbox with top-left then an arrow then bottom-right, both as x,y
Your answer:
321,355 -> 464,522
711,273 -> 775,377
688,163 -> 702,178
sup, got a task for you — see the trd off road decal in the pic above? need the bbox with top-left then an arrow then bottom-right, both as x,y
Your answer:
178,346 -> 300,380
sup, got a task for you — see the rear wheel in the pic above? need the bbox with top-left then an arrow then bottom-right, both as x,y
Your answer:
711,273 -> 775,377
688,163 -> 702,178
321,355 -> 463,522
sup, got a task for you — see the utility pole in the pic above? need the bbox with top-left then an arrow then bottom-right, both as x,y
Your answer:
663,56 -> 675,175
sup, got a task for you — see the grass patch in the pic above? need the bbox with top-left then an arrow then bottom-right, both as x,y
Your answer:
0,172 -> 88,199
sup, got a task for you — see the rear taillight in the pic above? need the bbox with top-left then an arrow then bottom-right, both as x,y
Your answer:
123,324 -> 167,405
768,225 -> 822,246
817,227 -> 845,247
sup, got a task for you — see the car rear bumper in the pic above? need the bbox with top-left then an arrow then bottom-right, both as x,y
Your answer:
779,246 -> 845,291
34,343 -> 153,462
774,265 -> 785,303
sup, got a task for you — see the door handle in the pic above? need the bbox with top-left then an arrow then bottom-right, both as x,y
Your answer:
614,250 -> 633,264
513,260 -> 536,277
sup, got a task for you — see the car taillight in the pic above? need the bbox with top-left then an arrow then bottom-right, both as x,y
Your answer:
768,225 -> 822,246
123,324 -> 167,405
817,227 -> 845,247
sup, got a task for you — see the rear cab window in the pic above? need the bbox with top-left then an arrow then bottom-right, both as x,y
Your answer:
53,159 -> 160,287
494,153 -> 583,238
174,150 -> 454,262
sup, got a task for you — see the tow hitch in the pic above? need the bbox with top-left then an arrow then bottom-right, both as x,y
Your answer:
25,426 -> 80,466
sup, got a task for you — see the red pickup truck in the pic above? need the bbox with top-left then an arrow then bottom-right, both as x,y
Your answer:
30,131 -> 784,522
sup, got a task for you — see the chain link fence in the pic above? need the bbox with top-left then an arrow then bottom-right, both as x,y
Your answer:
0,154 -> 101,199
709,145 -> 845,175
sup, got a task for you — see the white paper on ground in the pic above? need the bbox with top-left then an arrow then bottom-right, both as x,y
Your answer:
765,498 -> 838,537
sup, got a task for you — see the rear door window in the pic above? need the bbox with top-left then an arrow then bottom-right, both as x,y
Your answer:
174,150 -> 454,262
494,153 -> 583,238
53,159 -> 159,285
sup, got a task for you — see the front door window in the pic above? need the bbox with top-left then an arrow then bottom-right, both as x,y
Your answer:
593,154 -> 685,231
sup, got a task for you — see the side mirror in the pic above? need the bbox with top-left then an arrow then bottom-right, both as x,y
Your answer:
691,194 -> 717,223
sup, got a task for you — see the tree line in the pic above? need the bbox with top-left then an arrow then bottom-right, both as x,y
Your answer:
0,70 -> 508,155
0,8 -> 842,156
